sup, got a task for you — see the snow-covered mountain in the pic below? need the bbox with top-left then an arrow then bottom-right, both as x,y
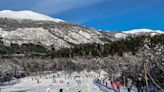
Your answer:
123,29 -> 163,34
114,29 -> 164,38
0,10 -> 109,49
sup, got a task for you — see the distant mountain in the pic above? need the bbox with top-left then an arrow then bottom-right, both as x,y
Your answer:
113,29 -> 164,38
0,10 -> 111,49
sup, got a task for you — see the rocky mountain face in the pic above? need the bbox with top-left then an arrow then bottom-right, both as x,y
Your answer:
0,10 -> 116,50
0,18 -> 107,49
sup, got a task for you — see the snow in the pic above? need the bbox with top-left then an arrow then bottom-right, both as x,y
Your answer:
114,33 -> 128,38
150,33 -> 158,37
79,30 -> 92,39
0,71 -> 103,92
0,28 -> 8,37
114,29 -> 164,38
95,82 -> 137,92
0,70 -> 139,92
0,28 -> 70,48
0,10 -> 64,22
123,29 -> 164,34
0,26 -> 103,48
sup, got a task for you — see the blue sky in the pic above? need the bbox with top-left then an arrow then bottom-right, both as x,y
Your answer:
0,0 -> 164,31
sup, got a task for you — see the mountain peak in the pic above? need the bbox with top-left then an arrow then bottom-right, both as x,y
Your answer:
123,29 -> 164,34
0,10 -> 64,22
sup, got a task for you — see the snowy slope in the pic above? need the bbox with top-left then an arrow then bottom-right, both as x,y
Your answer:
0,10 -> 106,49
0,26 -> 104,49
114,29 -> 164,38
1,71 -> 103,92
0,10 -> 64,22
114,33 -> 128,38
123,29 -> 164,34
1,70 -> 137,92
0,28 -> 70,48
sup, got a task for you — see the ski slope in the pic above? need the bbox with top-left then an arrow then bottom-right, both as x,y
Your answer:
0,71 -> 103,92
0,71 -> 140,92
1,77 -> 101,92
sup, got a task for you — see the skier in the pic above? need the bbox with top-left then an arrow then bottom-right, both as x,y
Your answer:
46,88 -> 51,92
136,75 -> 144,92
60,88 -> 63,92
127,78 -> 133,92
111,81 -> 115,90
116,80 -> 121,92
53,79 -> 57,83
103,79 -> 105,85
97,79 -> 100,83
106,82 -> 108,87
37,78 -> 40,84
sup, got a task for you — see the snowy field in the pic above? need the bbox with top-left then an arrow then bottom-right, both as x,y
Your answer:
0,71 -> 140,92
0,71 -> 105,92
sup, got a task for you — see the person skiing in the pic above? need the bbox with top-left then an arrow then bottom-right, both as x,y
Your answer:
116,80 -> 121,91
136,74 -> 144,92
46,88 -> 51,92
103,79 -> 105,85
111,81 -> 115,89
127,78 -> 133,92
106,82 -> 108,87
60,88 -> 63,92
37,78 -> 40,84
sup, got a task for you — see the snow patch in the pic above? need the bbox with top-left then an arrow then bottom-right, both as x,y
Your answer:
114,33 -> 128,38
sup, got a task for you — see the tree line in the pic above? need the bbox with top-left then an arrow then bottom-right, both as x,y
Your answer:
0,34 -> 164,58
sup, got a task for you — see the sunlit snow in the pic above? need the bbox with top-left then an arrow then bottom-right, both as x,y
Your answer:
0,10 -> 64,22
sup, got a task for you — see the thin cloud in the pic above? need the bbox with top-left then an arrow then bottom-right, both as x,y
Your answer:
30,0 -> 105,15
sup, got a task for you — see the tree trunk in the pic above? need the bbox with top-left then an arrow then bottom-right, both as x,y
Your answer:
144,62 -> 149,92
